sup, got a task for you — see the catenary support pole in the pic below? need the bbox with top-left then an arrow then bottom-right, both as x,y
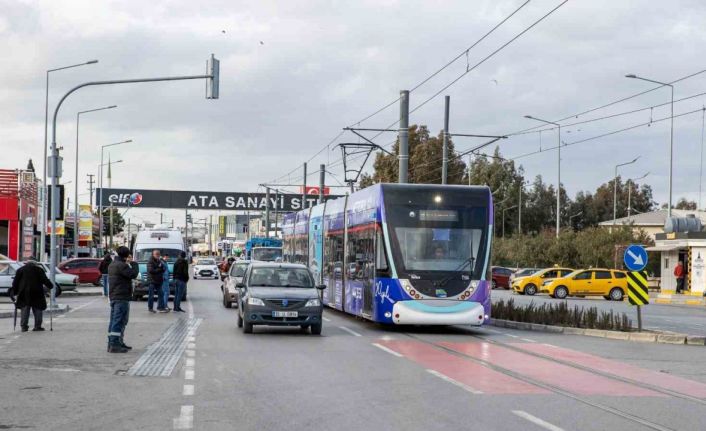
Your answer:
302,163 -> 307,210
442,95 -> 450,184
264,188 -> 270,237
319,164 -> 325,204
398,90 -> 409,183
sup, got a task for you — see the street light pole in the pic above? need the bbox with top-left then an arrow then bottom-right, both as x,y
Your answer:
627,172 -> 650,223
502,205 -> 518,238
74,105 -> 117,257
524,115 -> 561,238
41,59 -> 98,261
613,156 -> 640,225
625,74 -> 675,217
48,56 -> 220,309
98,140 -> 132,254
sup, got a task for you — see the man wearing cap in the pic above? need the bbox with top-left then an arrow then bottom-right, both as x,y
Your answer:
107,246 -> 139,353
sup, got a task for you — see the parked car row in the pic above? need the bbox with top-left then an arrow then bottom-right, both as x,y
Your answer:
493,265 -> 629,301
0,261 -> 79,296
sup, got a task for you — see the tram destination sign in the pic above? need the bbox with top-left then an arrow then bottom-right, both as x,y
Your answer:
96,188 -> 338,211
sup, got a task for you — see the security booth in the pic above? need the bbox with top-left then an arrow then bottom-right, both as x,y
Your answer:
651,217 -> 706,296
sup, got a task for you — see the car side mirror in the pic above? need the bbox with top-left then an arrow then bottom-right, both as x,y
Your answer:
236,282 -> 245,288
316,284 -> 326,291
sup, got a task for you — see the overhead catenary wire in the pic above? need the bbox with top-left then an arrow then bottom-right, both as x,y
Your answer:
269,1 -> 537,185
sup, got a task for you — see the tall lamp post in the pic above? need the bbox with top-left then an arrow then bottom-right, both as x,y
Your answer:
525,115 -> 562,238
48,55 -> 220,308
98,140 -> 132,254
41,59 -> 98,260
502,205 -> 518,238
625,74 -> 675,217
627,172 -> 650,223
74,105 -> 117,257
613,157 -> 640,225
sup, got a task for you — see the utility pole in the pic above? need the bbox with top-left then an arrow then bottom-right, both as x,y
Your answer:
184,209 -> 188,254
208,214 -> 213,255
127,218 -> 131,248
87,173 -> 95,256
442,95 -> 450,184
398,90 -> 409,183
264,187 -> 270,237
468,154 -> 472,186
518,183 -> 522,235
108,154 -> 113,250
274,189 -> 279,237
302,163 -> 307,210
319,164 -> 325,204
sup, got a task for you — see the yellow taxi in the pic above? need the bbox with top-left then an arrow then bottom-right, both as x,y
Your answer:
541,268 -> 628,300
512,267 -> 574,296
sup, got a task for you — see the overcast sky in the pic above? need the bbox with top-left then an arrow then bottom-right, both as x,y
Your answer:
2,0 -> 706,225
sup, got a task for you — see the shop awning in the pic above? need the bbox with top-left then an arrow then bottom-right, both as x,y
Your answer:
646,245 -> 682,251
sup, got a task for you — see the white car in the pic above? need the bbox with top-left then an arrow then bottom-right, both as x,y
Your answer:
193,258 -> 219,280
39,263 -> 78,291
0,261 -> 22,296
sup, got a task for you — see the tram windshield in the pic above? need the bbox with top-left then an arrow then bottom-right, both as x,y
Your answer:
383,185 -> 489,277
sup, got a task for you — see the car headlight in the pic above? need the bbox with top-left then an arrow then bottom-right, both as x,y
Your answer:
247,297 -> 265,306
305,298 -> 321,307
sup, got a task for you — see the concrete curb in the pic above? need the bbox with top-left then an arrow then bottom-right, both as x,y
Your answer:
0,304 -> 70,319
62,290 -> 103,297
489,318 -> 694,346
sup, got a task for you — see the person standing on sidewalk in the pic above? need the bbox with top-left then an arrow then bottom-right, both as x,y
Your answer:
160,254 -> 171,313
674,261 -> 686,294
99,252 -> 113,297
146,250 -> 165,313
173,251 -> 189,312
9,258 -> 54,332
107,246 -> 139,353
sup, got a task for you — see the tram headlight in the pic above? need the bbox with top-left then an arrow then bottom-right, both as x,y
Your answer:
470,280 -> 479,290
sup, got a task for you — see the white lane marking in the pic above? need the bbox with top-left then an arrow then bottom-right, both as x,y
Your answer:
338,326 -> 362,337
379,335 -> 396,341
520,338 -> 536,343
372,343 -> 403,358
185,369 -> 195,380
186,350 -> 195,357
542,343 -> 557,348
187,343 -> 196,349
173,405 -> 194,429
512,410 -> 565,431
187,300 -> 194,319
185,358 -> 195,367
183,385 -> 194,396
426,369 -> 483,394
27,366 -> 81,373
188,336 -> 196,342
67,298 -> 100,314
322,317 -> 331,322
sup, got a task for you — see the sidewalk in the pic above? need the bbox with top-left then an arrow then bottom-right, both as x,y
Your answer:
63,285 -> 103,297
0,303 -> 70,319
649,290 -> 706,307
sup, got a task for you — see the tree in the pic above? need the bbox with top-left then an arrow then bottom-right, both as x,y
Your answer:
101,208 -> 125,237
674,198 -> 697,210
359,125 -> 467,187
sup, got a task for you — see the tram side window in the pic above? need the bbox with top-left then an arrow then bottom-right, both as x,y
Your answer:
376,229 -> 389,275
324,231 -> 344,278
294,235 -> 309,265
346,224 -> 375,280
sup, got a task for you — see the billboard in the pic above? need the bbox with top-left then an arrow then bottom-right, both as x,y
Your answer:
97,188 -> 339,211
78,204 -> 93,241
47,220 -> 65,236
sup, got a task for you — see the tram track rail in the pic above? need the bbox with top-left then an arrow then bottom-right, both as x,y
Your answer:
401,331 -> 677,431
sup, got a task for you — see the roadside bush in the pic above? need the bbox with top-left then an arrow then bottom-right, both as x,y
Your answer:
492,298 -> 632,332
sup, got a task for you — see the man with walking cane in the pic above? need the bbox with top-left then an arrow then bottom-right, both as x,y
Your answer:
9,258 -> 56,332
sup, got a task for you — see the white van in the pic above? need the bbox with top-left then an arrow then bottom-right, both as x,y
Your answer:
132,228 -> 186,301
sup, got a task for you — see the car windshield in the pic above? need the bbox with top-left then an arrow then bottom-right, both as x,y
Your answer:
393,227 -> 482,271
517,269 -> 539,276
135,249 -> 182,262
197,259 -> 215,265
252,248 -> 283,262
234,263 -> 248,277
249,267 -> 314,288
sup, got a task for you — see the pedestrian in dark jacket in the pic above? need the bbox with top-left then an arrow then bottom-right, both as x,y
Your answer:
107,246 -> 139,353
173,252 -> 190,312
10,259 -> 54,332
99,252 -> 113,296
146,250 -> 165,313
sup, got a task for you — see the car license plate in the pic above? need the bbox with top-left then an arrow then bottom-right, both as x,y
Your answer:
272,311 -> 298,318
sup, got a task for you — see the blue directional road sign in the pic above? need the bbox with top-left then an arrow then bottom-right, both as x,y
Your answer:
624,244 -> 648,271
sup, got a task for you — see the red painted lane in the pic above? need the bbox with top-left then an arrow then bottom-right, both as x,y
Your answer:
378,340 -> 548,394
517,343 -> 706,398
439,342 -> 663,397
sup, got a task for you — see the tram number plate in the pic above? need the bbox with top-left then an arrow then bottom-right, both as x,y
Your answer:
272,311 -> 298,318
